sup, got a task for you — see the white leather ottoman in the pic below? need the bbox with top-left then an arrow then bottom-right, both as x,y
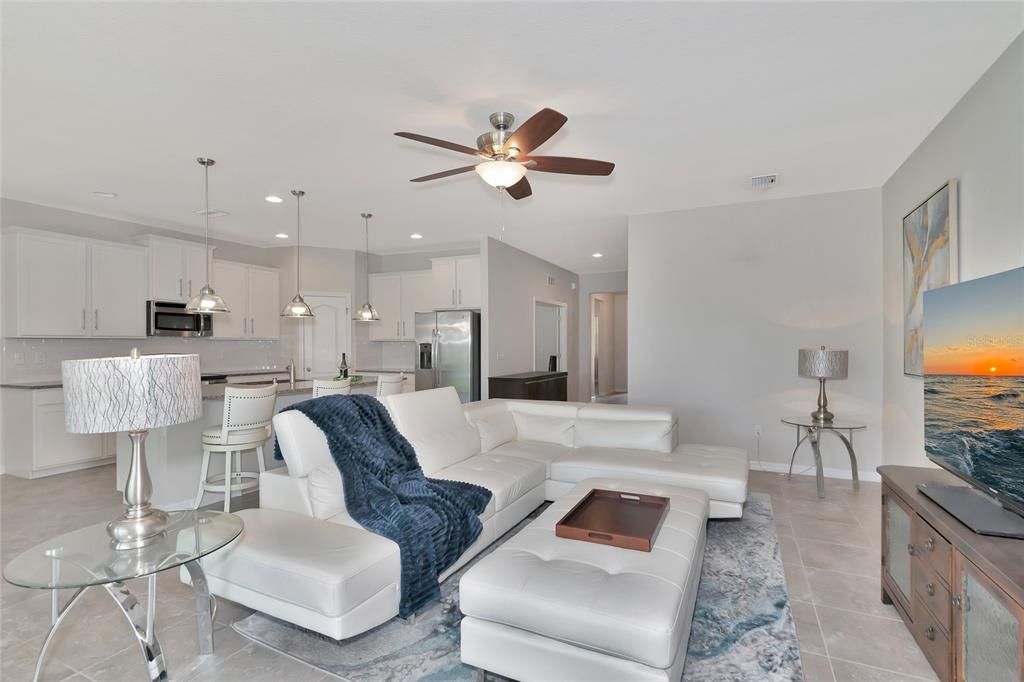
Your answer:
459,477 -> 709,682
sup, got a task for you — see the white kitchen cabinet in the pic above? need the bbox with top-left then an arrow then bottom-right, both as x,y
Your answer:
211,260 -> 280,339
3,228 -> 146,338
369,270 -> 433,341
2,388 -> 116,479
368,274 -> 403,341
430,255 -> 481,310
142,235 -> 210,303
90,242 -> 147,337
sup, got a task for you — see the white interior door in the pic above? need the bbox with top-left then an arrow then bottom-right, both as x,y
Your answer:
301,295 -> 351,379
534,301 -> 565,372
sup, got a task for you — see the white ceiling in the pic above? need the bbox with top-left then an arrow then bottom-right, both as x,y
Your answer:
3,2 -> 1022,274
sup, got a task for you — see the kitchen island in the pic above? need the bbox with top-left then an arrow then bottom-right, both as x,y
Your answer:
116,375 -> 395,508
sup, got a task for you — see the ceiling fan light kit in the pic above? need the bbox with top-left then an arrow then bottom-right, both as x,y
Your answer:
395,108 -> 614,200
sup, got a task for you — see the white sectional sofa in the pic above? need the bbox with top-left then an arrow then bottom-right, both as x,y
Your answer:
188,387 -> 748,642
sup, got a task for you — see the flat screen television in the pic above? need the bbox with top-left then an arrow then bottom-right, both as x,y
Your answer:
922,266 -> 1024,537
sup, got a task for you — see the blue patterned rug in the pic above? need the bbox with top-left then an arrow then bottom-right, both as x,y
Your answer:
233,493 -> 802,681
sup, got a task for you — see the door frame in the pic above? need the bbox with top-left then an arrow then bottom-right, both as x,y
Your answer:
298,291 -> 351,379
532,297 -> 568,373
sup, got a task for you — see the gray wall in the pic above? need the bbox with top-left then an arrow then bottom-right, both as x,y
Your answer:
484,237 -> 580,401
882,33 -> 1024,467
577,271 -> 627,400
629,188 -> 884,478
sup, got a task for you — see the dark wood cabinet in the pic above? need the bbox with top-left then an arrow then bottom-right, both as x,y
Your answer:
488,372 -> 568,401
879,466 -> 1024,682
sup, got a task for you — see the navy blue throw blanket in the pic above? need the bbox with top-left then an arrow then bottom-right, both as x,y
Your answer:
274,394 -> 491,616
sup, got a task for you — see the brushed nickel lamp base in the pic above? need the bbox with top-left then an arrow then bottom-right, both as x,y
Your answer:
810,378 -> 835,423
107,429 -> 170,551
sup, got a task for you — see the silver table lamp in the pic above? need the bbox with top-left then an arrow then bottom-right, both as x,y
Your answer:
798,346 -> 849,423
62,350 -> 201,550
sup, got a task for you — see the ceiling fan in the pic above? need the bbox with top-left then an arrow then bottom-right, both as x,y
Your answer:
395,108 -> 614,200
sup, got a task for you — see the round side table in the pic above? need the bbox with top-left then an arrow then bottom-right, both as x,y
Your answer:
3,509 -> 243,682
781,417 -> 867,499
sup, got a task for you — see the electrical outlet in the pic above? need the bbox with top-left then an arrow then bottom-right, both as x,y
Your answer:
13,352 -> 25,366
754,425 -> 762,438
34,351 -> 46,365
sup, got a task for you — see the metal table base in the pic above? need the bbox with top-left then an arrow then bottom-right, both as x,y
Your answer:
787,425 -> 860,499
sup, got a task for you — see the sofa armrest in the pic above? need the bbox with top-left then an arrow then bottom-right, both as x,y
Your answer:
259,467 -> 314,517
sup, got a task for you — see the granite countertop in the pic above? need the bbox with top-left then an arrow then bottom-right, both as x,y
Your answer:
1,368 -> 290,391
201,377 -> 389,400
355,368 -> 414,374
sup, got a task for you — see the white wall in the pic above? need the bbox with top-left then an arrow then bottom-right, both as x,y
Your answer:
577,271 -> 627,400
484,237 -> 580,400
629,188 -> 884,478
882,33 -> 1024,467
613,293 -> 628,392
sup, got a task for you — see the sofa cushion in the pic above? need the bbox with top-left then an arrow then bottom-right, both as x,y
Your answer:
509,413 -> 576,446
475,411 -> 518,453
202,508 -> 400,618
459,477 -> 708,669
383,387 -> 481,474
436,454 -> 545,513
272,411 -> 335,477
308,464 -> 345,520
489,440 -> 575,477
574,404 -> 676,453
550,444 -> 748,505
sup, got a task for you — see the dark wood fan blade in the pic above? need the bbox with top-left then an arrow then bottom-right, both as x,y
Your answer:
505,176 -> 532,200
505,109 -> 567,156
395,132 -> 481,157
410,165 -> 477,182
521,156 -> 614,176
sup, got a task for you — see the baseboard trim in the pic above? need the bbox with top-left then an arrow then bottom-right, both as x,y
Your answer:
749,460 -> 881,483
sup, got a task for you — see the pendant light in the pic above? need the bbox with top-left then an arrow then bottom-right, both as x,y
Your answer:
281,190 -> 315,318
353,212 -> 379,322
185,158 -> 230,314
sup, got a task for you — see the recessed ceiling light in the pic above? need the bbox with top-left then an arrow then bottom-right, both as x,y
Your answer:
274,233 -> 289,239
592,252 -> 603,258
410,233 -> 423,240
265,195 -> 283,203
92,191 -> 118,198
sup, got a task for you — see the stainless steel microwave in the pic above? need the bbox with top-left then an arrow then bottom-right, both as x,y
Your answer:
146,301 -> 213,337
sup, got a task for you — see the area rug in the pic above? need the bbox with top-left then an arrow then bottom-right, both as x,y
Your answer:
232,492 -> 803,681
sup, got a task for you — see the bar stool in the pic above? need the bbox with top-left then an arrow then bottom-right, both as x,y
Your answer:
376,373 -> 406,398
195,383 -> 278,512
313,378 -> 352,398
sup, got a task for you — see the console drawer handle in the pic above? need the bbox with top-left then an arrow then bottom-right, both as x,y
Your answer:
907,543 -> 915,556
952,594 -> 962,609
924,625 -> 936,641
926,583 -> 935,596
925,537 -> 935,552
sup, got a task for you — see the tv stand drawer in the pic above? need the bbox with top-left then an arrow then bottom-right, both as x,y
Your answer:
913,556 -> 951,634
913,516 -> 951,586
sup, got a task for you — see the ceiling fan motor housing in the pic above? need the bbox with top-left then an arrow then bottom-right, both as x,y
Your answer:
477,112 -> 517,157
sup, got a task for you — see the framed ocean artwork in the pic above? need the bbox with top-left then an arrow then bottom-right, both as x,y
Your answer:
903,180 -> 958,376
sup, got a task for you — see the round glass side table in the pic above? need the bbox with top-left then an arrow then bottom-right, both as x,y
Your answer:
3,509 -> 243,682
781,416 -> 867,499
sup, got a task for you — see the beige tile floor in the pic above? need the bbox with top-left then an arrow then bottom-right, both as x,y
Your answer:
1,465 -> 939,681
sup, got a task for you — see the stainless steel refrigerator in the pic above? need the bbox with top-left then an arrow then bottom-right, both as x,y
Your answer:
415,310 -> 481,403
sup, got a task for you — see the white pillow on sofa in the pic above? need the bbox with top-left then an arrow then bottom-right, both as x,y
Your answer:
475,411 -> 518,452
511,412 -> 575,446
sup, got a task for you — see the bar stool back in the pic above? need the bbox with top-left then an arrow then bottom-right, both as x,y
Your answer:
195,383 -> 278,512
313,378 -> 352,398
376,374 -> 405,398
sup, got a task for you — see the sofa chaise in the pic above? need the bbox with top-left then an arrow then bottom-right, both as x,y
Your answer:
185,387 -> 748,642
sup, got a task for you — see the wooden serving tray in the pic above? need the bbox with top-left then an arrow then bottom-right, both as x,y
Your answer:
555,488 -> 670,552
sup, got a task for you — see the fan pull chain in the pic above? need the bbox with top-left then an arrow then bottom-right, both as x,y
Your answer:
498,186 -> 507,241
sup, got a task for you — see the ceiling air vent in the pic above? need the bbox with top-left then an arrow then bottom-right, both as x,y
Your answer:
193,208 -> 230,218
751,174 -> 778,190
547,275 -> 556,286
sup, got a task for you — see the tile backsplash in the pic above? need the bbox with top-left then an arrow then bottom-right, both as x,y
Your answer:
1,336 -> 297,383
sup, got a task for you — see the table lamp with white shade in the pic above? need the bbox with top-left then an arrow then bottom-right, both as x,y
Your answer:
62,350 -> 202,550
798,346 -> 849,423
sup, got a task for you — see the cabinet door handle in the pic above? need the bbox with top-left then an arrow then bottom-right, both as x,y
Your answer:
926,583 -> 935,596
952,594 -> 962,609
179,278 -> 183,297
81,309 -> 86,330
923,625 -> 935,641
451,289 -> 455,305
924,537 -> 935,552
907,543 -> 915,556
94,310 -> 98,330
458,288 -> 462,305
250,318 -> 254,336
188,279 -> 193,296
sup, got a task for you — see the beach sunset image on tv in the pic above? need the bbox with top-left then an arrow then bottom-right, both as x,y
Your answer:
923,267 -> 1024,507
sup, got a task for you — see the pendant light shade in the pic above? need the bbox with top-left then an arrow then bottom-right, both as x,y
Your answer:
353,212 -> 379,322
281,190 -> 315,318
185,158 -> 230,314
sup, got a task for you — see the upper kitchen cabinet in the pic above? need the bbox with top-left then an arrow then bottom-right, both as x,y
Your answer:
430,255 -> 481,310
368,270 -> 433,341
210,260 -> 280,339
3,228 -> 146,338
141,235 -> 211,303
